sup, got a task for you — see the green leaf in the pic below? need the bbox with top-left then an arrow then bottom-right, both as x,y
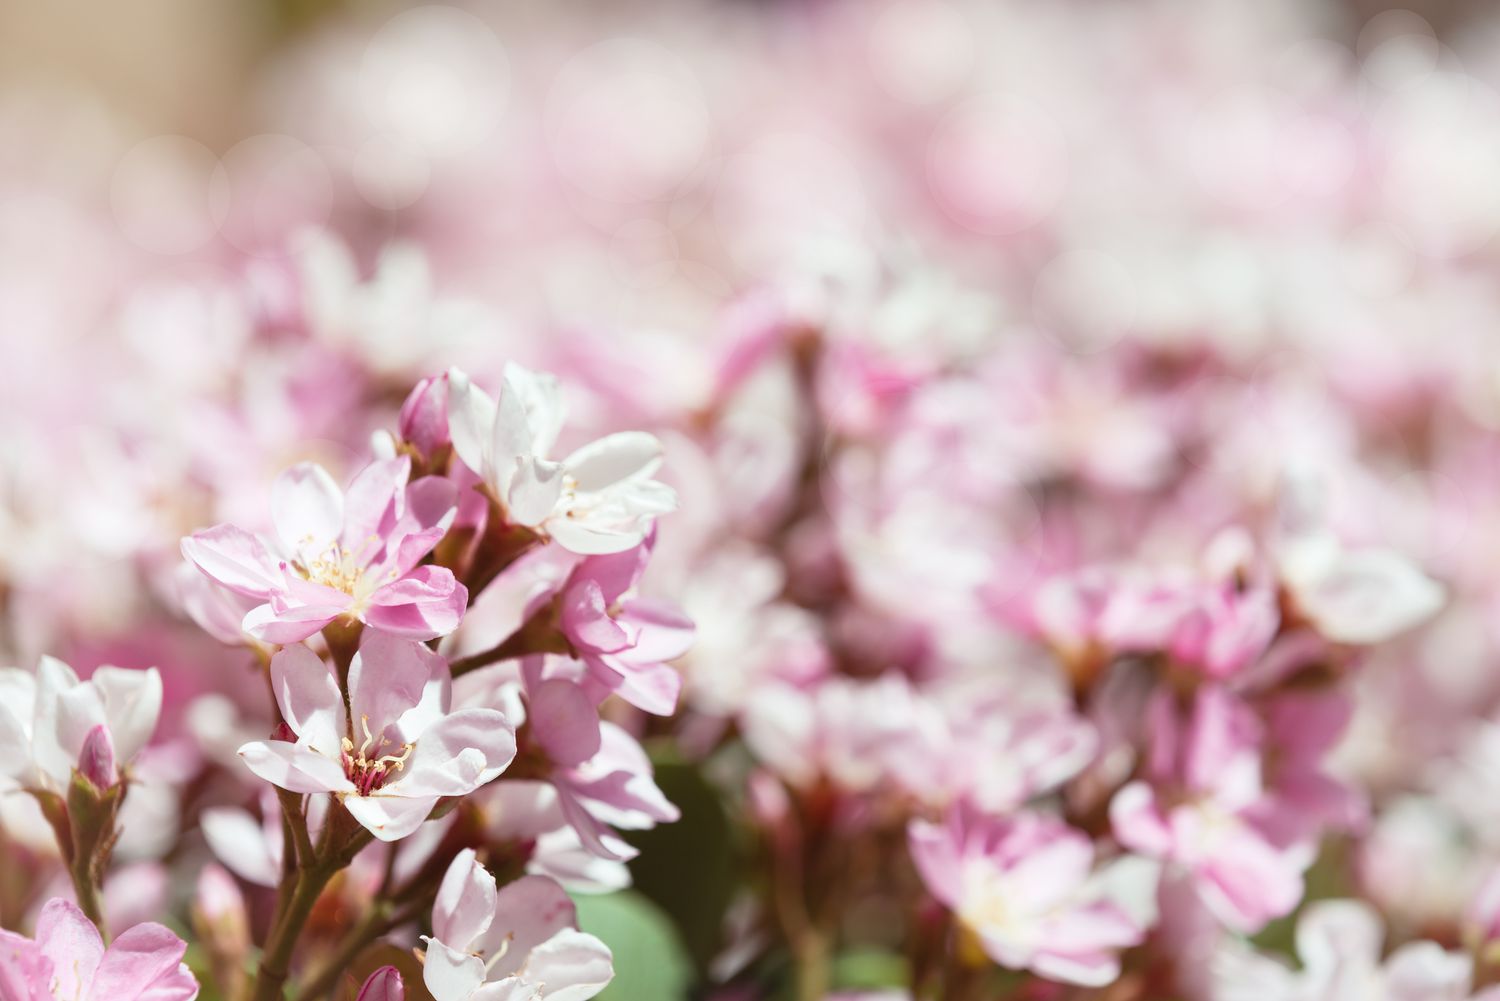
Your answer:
831,947 -> 909,990
622,759 -> 738,971
573,890 -> 694,1001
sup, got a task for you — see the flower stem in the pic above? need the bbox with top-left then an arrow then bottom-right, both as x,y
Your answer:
252,864 -> 335,1001
67,853 -> 107,935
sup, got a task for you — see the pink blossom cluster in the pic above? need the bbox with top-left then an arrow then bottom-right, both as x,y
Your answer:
8,0 -> 1500,999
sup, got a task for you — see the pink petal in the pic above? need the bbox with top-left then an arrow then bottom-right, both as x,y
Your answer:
483,876 -> 580,976
37,898 -> 104,996
529,679 -> 603,767
181,525 -> 284,600
584,658 -> 680,716
242,603 -> 342,645
90,922 -> 190,999
364,567 -> 468,641
562,579 -> 632,655
615,598 -> 695,662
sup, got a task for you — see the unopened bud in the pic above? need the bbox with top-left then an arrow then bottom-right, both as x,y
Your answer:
399,374 -> 450,458
193,864 -> 250,998
78,724 -> 117,791
355,966 -> 404,1001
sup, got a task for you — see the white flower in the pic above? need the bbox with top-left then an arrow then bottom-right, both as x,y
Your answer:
423,848 -> 614,1001
0,656 -> 162,793
447,364 -> 676,554
1278,531 -> 1444,645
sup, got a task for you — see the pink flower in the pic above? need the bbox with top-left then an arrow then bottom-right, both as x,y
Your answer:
909,805 -> 1157,986
1110,686 -> 1309,933
0,657 -> 161,795
422,849 -> 614,1001
447,364 -> 677,555
0,897 -> 198,1001
182,456 -> 465,644
237,632 -> 516,841
524,667 -> 681,858
556,535 -> 693,715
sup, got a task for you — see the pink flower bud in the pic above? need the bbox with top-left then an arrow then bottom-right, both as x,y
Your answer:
78,724 -> 117,790
399,374 -> 449,457
355,966 -> 404,1001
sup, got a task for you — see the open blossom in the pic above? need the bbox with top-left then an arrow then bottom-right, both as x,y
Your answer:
909,805 -> 1157,986
1110,686 -> 1310,933
555,535 -> 693,715
182,456 -> 465,643
422,849 -> 614,1001
238,633 -> 516,841
1278,530 -> 1444,645
0,656 -> 161,793
447,364 -> 677,554
1211,899 -> 1500,1001
0,898 -> 198,1001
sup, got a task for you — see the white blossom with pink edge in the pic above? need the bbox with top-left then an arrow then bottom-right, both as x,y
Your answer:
237,633 -> 516,841
181,455 -> 465,643
0,656 -> 161,794
422,848 -> 614,1001
909,805 -> 1158,987
1211,899 -> 1500,1001
447,364 -> 677,555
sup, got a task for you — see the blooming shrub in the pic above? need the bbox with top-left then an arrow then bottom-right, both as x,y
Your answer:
7,1 -> 1500,999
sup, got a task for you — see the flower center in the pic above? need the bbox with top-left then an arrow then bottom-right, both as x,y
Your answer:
341,714 -> 413,796
302,544 -> 367,594
960,864 -> 1015,934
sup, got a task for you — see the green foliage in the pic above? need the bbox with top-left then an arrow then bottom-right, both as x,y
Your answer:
574,890 -> 695,1001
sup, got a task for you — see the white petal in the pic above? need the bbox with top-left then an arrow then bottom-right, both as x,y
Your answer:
448,367 -> 499,485
433,848 -> 496,950
90,666 -> 162,764
272,463 -> 345,561
270,645 -> 347,755
562,433 -> 662,492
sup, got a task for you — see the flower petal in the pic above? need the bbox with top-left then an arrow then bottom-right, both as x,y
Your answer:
562,433 -> 662,492
272,462 -> 345,561
432,848 -> 496,951
447,367 -> 498,483
343,794 -> 437,842
397,709 -> 516,798
239,741 -> 352,795
270,645 -> 346,754
90,666 -> 162,765
181,525 -> 285,600
36,898 -> 104,996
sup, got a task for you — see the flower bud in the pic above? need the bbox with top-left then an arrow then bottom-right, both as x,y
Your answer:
78,724 -> 118,791
399,374 -> 450,458
355,966 -> 404,1001
193,864 -> 250,998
